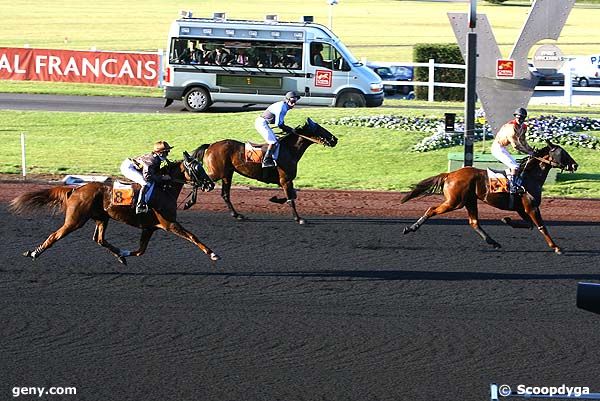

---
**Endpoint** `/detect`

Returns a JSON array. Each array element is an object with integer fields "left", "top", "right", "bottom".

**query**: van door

[{"left": 304, "top": 41, "right": 351, "bottom": 105}]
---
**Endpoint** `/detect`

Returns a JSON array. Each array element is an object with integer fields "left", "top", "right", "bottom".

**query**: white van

[{"left": 163, "top": 13, "right": 384, "bottom": 111}]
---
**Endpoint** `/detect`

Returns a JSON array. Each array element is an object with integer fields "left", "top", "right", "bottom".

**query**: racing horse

[
  {"left": 191, "top": 118, "right": 338, "bottom": 224},
  {"left": 9, "top": 152, "right": 220, "bottom": 264},
  {"left": 401, "top": 141, "right": 578, "bottom": 254}
]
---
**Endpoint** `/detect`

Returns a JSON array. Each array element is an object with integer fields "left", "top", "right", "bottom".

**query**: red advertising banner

[{"left": 0, "top": 47, "right": 160, "bottom": 87}]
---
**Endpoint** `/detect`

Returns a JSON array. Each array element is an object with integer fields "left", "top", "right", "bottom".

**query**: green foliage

[{"left": 413, "top": 44, "right": 465, "bottom": 102}]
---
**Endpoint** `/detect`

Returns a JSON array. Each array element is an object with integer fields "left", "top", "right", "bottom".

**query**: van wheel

[
  {"left": 336, "top": 92, "right": 366, "bottom": 108},
  {"left": 579, "top": 78, "right": 589, "bottom": 87},
  {"left": 184, "top": 87, "right": 211, "bottom": 112}
]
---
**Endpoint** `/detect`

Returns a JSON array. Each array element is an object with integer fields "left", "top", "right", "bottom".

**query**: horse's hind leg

[
  {"left": 221, "top": 172, "right": 245, "bottom": 220},
  {"left": 129, "top": 228, "right": 156, "bottom": 257},
  {"left": 403, "top": 201, "right": 457, "bottom": 234},
  {"left": 24, "top": 216, "right": 86, "bottom": 260},
  {"left": 164, "top": 222, "right": 220, "bottom": 261},
  {"left": 92, "top": 220, "right": 129, "bottom": 265},
  {"left": 465, "top": 201, "right": 501, "bottom": 249}
]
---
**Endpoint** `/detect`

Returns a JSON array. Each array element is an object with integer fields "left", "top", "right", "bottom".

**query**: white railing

[{"left": 371, "top": 58, "right": 600, "bottom": 104}]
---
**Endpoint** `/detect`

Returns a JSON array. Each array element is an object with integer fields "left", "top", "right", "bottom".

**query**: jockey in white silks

[{"left": 254, "top": 91, "right": 300, "bottom": 168}]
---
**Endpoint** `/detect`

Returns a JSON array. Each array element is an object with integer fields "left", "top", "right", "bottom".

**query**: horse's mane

[{"left": 519, "top": 145, "right": 551, "bottom": 171}]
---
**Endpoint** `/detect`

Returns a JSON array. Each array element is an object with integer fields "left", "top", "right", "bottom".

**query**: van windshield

[{"left": 334, "top": 41, "right": 360, "bottom": 65}]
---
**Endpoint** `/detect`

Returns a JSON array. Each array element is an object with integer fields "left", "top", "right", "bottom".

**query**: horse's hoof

[
  {"left": 403, "top": 227, "right": 412, "bottom": 235},
  {"left": 234, "top": 214, "right": 246, "bottom": 221},
  {"left": 501, "top": 217, "right": 511, "bottom": 225},
  {"left": 117, "top": 256, "right": 128, "bottom": 265},
  {"left": 554, "top": 247, "right": 563, "bottom": 255},
  {"left": 23, "top": 250, "right": 35, "bottom": 259},
  {"left": 210, "top": 252, "right": 221, "bottom": 261},
  {"left": 493, "top": 243, "right": 502, "bottom": 249},
  {"left": 297, "top": 218, "right": 306, "bottom": 225}
]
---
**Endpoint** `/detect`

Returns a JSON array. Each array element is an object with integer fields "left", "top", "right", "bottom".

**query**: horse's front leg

[
  {"left": 280, "top": 180, "right": 304, "bottom": 224},
  {"left": 164, "top": 221, "right": 220, "bottom": 261},
  {"left": 221, "top": 173, "right": 245, "bottom": 220},
  {"left": 524, "top": 205, "right": 562, "bottom": 254}
]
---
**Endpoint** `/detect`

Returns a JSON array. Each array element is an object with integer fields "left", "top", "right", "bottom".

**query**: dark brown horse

[
  {"left": 191, "top": 118, "right": 338, "bottom": 224},
  {"left": 401, "top": 141, "right": 578, "bottom": 254},
  {"left": 9, "top": 152, "right": 220, "bottom": 264}
]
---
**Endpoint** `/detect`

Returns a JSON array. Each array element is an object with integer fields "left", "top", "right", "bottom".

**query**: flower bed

[{"left": 326, "top": 114, "right": 600, "bottom": 152}]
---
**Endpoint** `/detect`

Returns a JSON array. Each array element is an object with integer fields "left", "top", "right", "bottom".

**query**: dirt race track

[{"left": 1, "top": 179, "right": 600, "bottom": 401}]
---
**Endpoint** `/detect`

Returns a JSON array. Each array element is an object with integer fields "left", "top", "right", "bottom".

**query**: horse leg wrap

[{"left": 537, "top": 225, "right": 545, "bottom": 231}]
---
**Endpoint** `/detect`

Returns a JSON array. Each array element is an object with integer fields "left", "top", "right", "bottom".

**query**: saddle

[
  {"left": 486, "top": 169, "right": 510, "bottom": 194},
  {"left": 244, "top": 142, "right": 268, "bottom": 164},
  {"left": 110, "top": 181, "right": 137, "bottom": 207}
]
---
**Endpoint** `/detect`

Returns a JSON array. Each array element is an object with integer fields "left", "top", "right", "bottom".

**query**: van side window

[
  {"left": 169, "top": 38, "right": 302, "bottom": 70},
  {"left": 309, "top": 42, "right": 350, "bottom": 72}
]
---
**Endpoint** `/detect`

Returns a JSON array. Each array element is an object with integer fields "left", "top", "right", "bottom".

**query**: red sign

[
  {"left": 496, "top": 59, "right": 515, "bottom": 79},
  {"left": 0, "top": 47, "right": 160, "bottom": 87},
  {"left": 315, "top": 69, "right": 332, "bottom": 87}
]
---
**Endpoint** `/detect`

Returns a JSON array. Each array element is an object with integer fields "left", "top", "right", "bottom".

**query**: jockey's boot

[
  {"left": 262, "top": 146, "right": 277, "bottom": 168},
  {"left": 508, "top": 174, "right": 525, "bottom": 195},
  {"left": 136, "top": 185, "right": 149, "bottom": 214}
]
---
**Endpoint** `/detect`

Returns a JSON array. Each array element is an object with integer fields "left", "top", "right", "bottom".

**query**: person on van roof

[
  {"left": 491, "top": 107, "right": 535, "bottom": 194},
  {"left": 254, "top": 91, "right": 300, "bottom": 168}
]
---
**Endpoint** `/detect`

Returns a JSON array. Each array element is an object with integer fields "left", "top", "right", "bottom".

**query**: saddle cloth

[
  {"left": 245, "top": 142, "right": 266, "bottom": 164},
  {"left": 111, "top": 181, "right": 135, "bottom": 206},
  {"left": 486, "top": 169, "right": 509, "bottom": 193}
]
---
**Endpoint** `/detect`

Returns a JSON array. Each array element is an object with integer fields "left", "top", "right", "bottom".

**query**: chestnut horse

[
  {"left": 9, "top": 152, "right": 220, "bottom": 264},
  {"left": 401, "top": 141, "right": 578, "bottom": 254},
  {"left": 191, "top": 118, "right": 338, "bottom": 224}
]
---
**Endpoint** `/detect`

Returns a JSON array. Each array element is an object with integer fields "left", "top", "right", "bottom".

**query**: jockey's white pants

[
  {"left": 120, "top": 159, "right": 154, "bottom": 202},
  {"left": 491, "top": 142, "right": 519, "bottom": 171},
  {"left": 254, "top": 117, "right": 280, "bottom": 159}
]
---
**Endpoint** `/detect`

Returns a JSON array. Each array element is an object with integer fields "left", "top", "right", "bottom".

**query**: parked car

[
  {"left": 528, "top": 63, "right": 564, "bottom": 86},
  {"left": 367, "top": 63, "right": 414, "bottom": 96},
  {"left": 573, "top": 64, "right": 600, "bottom": 87}
]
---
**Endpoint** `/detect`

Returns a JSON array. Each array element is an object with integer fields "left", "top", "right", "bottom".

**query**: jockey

[
  {"left": 254, "top": 91, "right": 300, "bottom": 168},
  {"left": 491, "top": 107, "right": 535, "bottom": 193},
  {"left": 120, "top": 141, "right": 174, "bottom": 214}
]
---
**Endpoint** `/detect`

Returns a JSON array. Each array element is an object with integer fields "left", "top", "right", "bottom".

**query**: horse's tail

[
  {"left": 400, "top": 173, "right": 448, "bottom": 203},
  {"left": 191, "top": 144, "right": 210, "bottom": 163},
  {"left": 8, "top": 186, "right": 74, "bottom": 215}
]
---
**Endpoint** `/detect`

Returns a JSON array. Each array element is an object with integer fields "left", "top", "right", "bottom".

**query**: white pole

[
  {"left": 328, "top": 5, "right": 333, "bottom": 29},
  {"left": 428, "top": 58, "right": 435, "bottom": 102},
  {"left": 21, "top": 133, "right": 27, "bottom": 179},
  {"left": 564, "top": 59, "right": 573, "bottom": 107}
]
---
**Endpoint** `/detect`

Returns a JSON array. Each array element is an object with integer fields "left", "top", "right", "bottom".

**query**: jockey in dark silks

[{"left": 120, "top": 141, "right": 173, "bottom": 214}]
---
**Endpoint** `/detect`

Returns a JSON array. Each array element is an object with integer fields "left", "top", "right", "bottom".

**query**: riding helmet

[
  {"left": 513, "top": 107, "right": 528, "bottom": 117},
  {"left": 153, "top": 141, "right": 174, "bottom": 153},
  {"left": 285, "top": 91, "right": 301, "bottom": 101}
]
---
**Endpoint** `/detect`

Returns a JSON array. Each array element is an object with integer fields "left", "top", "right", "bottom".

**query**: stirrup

[
  {"left": 136, "top": 204, "right": 149, "bottom": 214},
  {"left": 262, "top": 157, "right": 276, "bottom": 168}
]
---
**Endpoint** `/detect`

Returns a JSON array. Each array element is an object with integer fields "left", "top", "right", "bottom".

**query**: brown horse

[
  {"left": 191, "top": 118, "right": 338, "bottom": 224},
  {"left": 9, "top": 152, "right": 220, "bottom": 264},
  {"left": 401, "top": 141, "right": 578, "bottom": 254}
]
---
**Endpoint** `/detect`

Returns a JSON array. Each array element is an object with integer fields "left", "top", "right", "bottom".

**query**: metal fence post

[{"left": 428, "top": 58, "right": 435, "bottom": 102}]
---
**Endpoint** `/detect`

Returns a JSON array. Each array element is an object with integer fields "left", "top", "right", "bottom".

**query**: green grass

[
  {"left": 1, "top": 0, "right": 599, "bottom": 62},
  {"left": 2, "top": 106, "right": 599, "bottom": 198}
]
